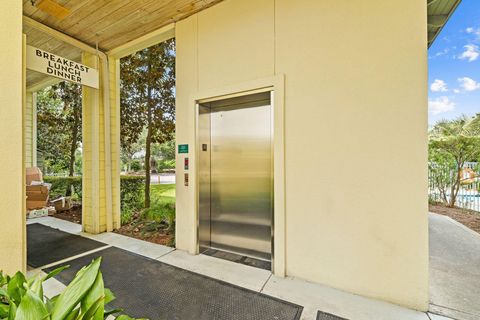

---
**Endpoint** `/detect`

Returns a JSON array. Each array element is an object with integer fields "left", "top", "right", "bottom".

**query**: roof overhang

[
  {"left": 23, "top": 0, "right": 461, "bottom": 90},
  {"left": 428, "top": 0, "right": 462, "bottom": 47},
  {"left": 23, "top": 0, "right": 223, "bottom": 89}
]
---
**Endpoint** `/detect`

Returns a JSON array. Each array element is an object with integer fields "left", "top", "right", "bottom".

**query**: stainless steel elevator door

[{"left": 198, "top": 92, "right": 273, "bottom": 261}]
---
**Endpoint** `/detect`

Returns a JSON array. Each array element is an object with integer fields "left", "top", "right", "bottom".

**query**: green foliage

[
  {"left": 130, "top": 160, "right": 143, "bottom": 172},
  {"left": 156, "top": 159, "right": 175, "bottom": 171},
  {"left": 120, "top": 176, "right": 146, "bottom": 224},
  {"left": 44, "top": 176, "right": 82, "bottom": 200},
  {"left": 37, "top": 82, "right": 82, "bottom": 176},
  {"left": 120, "top": 40, "right": 176, "bottom": 154},
  {"left": 152, "top": 139, "right": 175, "bottom": 162},
  {"left": 123, "top": 184, "right": 175, "bottom": 246},
  {"left": 120, "top": 39, "right": 176, "bottom": 208},
  {"left": 142, "top": 184, "right": 175, "bottom": 235},
  {"left": 429, "top": 114, "right": 480, "bottom": 206},
  {"left": 0, "top": 259, "right": 142, "bottom": 320},
  {"left": 43, "top": 176, "right": 145, "bottom": 218},
  {"left": 121, "top": 137, "right": 175, "bottom": 174}
]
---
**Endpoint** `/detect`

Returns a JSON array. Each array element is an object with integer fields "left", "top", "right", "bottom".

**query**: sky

[{"left": 429, "top": 0, "right": 480, "bottom": 125}]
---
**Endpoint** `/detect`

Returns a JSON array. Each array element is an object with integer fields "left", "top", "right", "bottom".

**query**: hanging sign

[{"left": 26, "top": 45, "right": 99, "bottom": 89}]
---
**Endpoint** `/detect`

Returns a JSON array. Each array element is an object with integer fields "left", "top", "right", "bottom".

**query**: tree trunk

[
  {"left": 67, "top": 105, "right": 80, "bottom": 197},
  {"left": 145, "top": 122, "right": 152, "bottom": 208},
  {"left": 144, "top": 73, "right": 153, "bottom": 208},
  {"left": 68, "top": 114, "right": 79, "bottom": 177}
]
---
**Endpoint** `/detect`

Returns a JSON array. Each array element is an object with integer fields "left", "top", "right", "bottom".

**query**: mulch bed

[
  {"left": 51, "top": 203, "right": 82, "bottom": 224},
  {"left": 114, "top": 225, "right": 174, "bottom": 247},
  {"left": 114, "top": 210, "right": 174, "bottom": 246},
  {"left": 430, "top": 203, "right": 480, "bottom": 234},
  {"left": 49, "top": 204, "right": 174, "bottom": 246}
]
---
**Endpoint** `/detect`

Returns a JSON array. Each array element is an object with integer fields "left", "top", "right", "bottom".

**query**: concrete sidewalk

[{"left": 429, "top": 213, "right": 480, "bottom": 320}]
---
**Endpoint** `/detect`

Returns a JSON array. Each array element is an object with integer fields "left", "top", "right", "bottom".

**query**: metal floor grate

[
  {"left": 27, "top": 223, "right": 106, "bottom": 268},
  {"left": 46, "top": 247, "right": 303, "bottom": 320}
]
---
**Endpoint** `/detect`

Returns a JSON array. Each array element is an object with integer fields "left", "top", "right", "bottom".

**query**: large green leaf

[
  {"left": 44, "top": 266, "right": 70, "bottom": 282},
  {"left": 29, "top": 277, "right": 44, "bottom": 301},
  {"left": 79, "top": 296, "right": 103, "bottom": 320},
  {"left": 0, "top": 303, "right": 9, "bottom": 318},
  {"left": 62, "top": 307, "right": 80, "bottom": 320},
  {"left": 15, "top": 288, "right": 49, "bottom": 320},
  {"left": 6, "top": 272, "right": 26, "bottom": 305},
  {"left": 0, "top": 288, "right": 8, "bottom": 299},
  {"left": 45, "top": 295, "right": 59, "bottom": 313},
  {"left": 50, "top": 258, "right": 101, "bottom": 320},
  {"left": 0, "top": 272, "right": 6, "bottom": 287},
  {"left": 103, "top": 308, "right": 123, "bottom": 317},
  {"left": 7, "top": 301, "right": 15, "bottom": 320},
  {"left": 80, "top": 271, "right": 104, "bottom": 320},
  {"left": 103, "top": 288, "right": 114, "bottom": 305}
]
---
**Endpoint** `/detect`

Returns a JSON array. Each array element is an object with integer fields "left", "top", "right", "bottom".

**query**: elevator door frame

[
  {"left": 198, "top": 92, "right": 274, "bottom": 263},
  {"left": 194, "top": 76, "right": 285, "bottom": 276}
]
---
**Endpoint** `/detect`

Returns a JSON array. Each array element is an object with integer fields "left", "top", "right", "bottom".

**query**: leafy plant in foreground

[{"left": 0, "top": 258, "right": 143, "bottom": 320}]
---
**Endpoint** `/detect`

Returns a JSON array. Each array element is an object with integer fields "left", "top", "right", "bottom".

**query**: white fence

[{"left": 428, "top": 162, "right": 480, "bottom": 212}]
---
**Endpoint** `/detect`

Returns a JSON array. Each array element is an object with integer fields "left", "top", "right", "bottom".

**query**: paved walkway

[
  {"left": 429, "top": 213, "right": 480, "bottom": 320},
  {"left": 27, "top": 217, "right": 441, "bottom": 320},
  {"left": 150, "top": 173, "right": 175, "bottom": 184}
]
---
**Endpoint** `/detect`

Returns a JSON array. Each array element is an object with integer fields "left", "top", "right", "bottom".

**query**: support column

[
  {"left": 108, "top": 57, "right": 122, "bottom": 230},
  {"left": 82, "top": 52, "right": 105, "bottom": 233},
  {"left": 82, "top": 52, "right": 120, "bottom": 234},
  {"left": 0, "top": 2, "right": 26, "bottom": 274},
  {"left": 24, "top": 91, "right": 37, "bottom": 168}
]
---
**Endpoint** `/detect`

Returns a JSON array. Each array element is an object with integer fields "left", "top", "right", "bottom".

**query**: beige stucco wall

[
  {"left": 0, "top": 3, "right": 26, "bottom": 274},
  {"left": 175, "top": 0, "right": 428, "bottom": 310}
]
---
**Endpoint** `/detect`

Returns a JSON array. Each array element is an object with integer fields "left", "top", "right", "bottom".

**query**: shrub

[
  {"left": 43, "top": 175, "right": 145, "bottom": 211},
  {"left": 43, "top": 175, "right": 145, "bottom": 224},
  {"left": 130, "top": 160, "right": 142, "bottom": 172},
  {"left": 157, "top": 159, "right": 175, "bottom": 171},
  {"left": 120, "top": 176, "right": 145, "bottom": 222},
  {"left": 44, "top": 176, "right": 82, "bottom": 200},
  {"left": 0, "top": 258, "right": 140, "bottom": 319}
]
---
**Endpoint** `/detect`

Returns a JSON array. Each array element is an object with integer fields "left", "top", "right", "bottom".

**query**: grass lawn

[
  {"left": 150, "top": 184, "right": 176, "bottom": 204},
  {"left": 144, "top": 184, "right": 176, "bottom": 222}
]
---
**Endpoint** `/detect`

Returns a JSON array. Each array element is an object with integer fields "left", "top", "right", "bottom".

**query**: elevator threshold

[
  {"left": 211, "top": 212, "right": 271, "bottom": 227},
  {"left": 201, "top": 247, "right": 272, "bottom": 271}
]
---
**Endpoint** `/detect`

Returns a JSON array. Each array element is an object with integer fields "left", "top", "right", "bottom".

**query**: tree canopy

[
  {"left": 429, "top": 114, "right": 480, "bottom": 206},
  {"left": 37, "top": 82, "right": 82, "bottom": 176},
  {"left": 120, "top": 39, "right": 176, "bottom": 207}
]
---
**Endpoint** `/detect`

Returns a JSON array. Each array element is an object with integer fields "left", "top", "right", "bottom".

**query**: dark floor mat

[
  {"left": 27, "top": 223, "right": 106, "bottom": 268},
  {"left": 45, "top": 247, "right": 303, "bottom": 320},
  {"left": 317, "top": 311, "right": 348, "bottom": 320}
]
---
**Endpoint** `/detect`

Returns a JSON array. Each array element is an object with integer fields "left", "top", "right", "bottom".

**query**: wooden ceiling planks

[
  {"left": 23, "top": 0, "right": 223, "bottom": 51},
  {"left": 23, "top": 0, "right": 223, "bottom": 89}
]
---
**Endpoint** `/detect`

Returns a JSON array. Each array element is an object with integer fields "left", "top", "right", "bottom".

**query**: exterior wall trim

[{"left": 191, "top": 75, "right": 286, "bottom": 276}]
